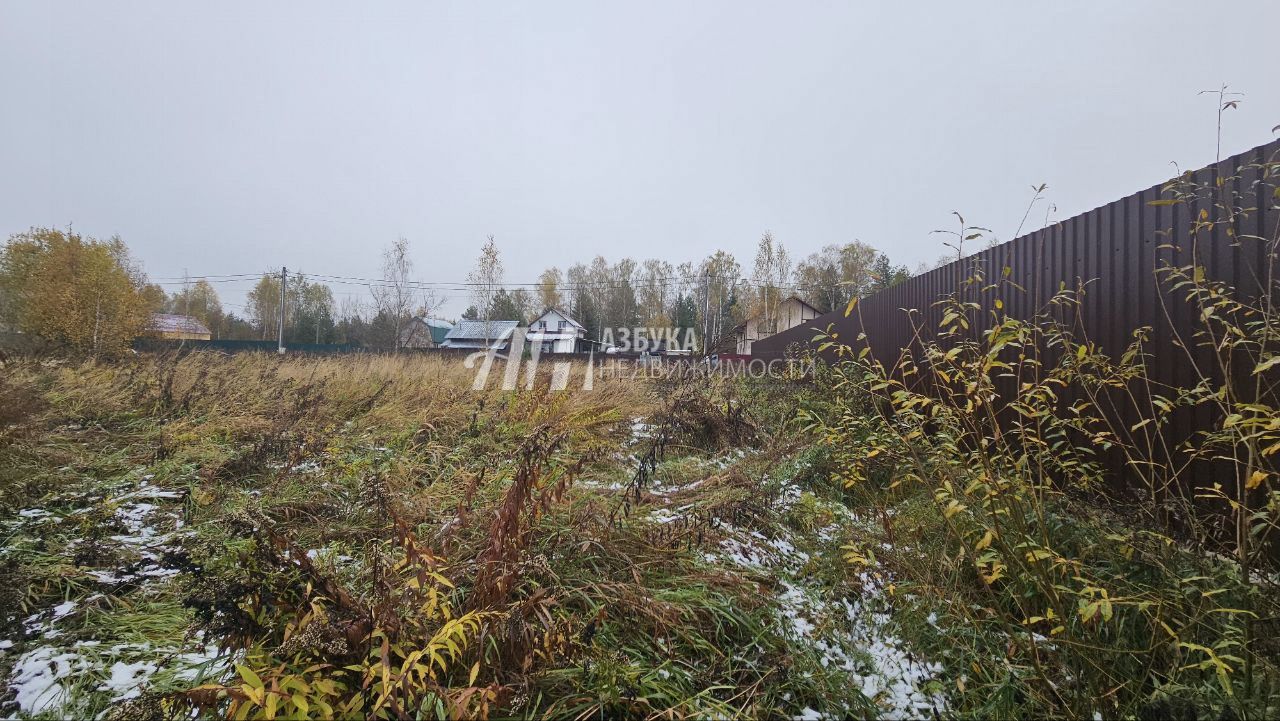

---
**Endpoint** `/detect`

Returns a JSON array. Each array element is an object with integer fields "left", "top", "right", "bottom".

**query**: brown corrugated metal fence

[{"left": 752, "top": 139, "right": 1280, "bottom": 500}]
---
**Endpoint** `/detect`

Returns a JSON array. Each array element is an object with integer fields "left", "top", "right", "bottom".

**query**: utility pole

[
  {"left": 278, "top": 266, "right": 287, "bottom": 354},
  {"left": 714, "top": 280, "right": 723, "bottom": 353},
  {"left": 701, "top": 271, "right": 710, "bottom": 356}
]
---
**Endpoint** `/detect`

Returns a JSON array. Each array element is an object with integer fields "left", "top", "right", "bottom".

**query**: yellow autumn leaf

[
  {"left": 1246, "top": 470, "right": 1267, "bottom": 490},
  {"left": 1025, "top": 548, "right": 1054, "bottom": 563},
  {"left": 236, "top": 664, "right": 264, "bottom": 690},
  {"left": 975, "top": 530, "right": 994, "bottom": 551}
]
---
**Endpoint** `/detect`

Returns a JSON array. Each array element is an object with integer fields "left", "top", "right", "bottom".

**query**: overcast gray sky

[{"left": 2, "top": 2, "right": 1278, "bottom": 318}]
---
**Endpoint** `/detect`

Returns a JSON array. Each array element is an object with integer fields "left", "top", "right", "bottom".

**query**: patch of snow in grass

[
  {"left": 711, "top": 521, "right": 809, "bottom": 572},
  {"left": 304, "top": 547, "right": 357, "bottom": 566},
  {"left": 831, "top": 573, "right": 946, "bottom": 718},
  {"left": 708, "top": 448, "right": 747, "bottom": 470},
  {"left": 9, "top": 645, "right": 88, "bottom": 714},
  {"left": 170, "top": 643, "right": 227, "bottom": 682},
  {"left": 649, "top": 478, "right": 703, "bottom": 496},
  {"left": 290, "top": 460, "right": 322, "bottom": 474},
  {"left": 718, "top": 534, "right": 775, "bottom": 569},
  {"left": 114, "top": 483, "right": 184, "bottom": 501},
  {"left": 99, "top": 661, "right": 157, "bottom": 701},
  {"left": 648, "top": 508, "right": 683, "bottom": 524},
  {"left": 580, "top": 478, "right": 627, "bottom": 491},
  {"left": 706, "top": 511, "right": 946, "bottom": 719},
  {"left": 3, "top": 475, "right": 212, "bottom": 714},
  {"left": 6, "top": 638, "right": 229, "bottom": 715},
  {"left": 765, "top": 536, "right": 810, "bottom": 564},
  {"left": 629, "top": 418, "right": 653, "bottom": 445}
]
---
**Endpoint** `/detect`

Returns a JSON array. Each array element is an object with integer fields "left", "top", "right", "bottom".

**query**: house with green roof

[{"left": 399, "top": 317, "right": 453, "bottom": 349}]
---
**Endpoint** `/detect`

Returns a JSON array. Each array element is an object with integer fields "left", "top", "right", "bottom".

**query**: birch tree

[
  {"left": 793, "top": 241, "right": 882, "bottom": 313},
  {"left": 168, "top": 279, "right": 225, "bottom": 338},
  {"left": 537, "top": 267, "right": 562, "bottom": 310},
  {"left": 751, "top": 232, "right": 792, "bottom": 335},
  {"left": 467, "top": 236, "right": 504, "bottom": 346},
  {"left": 371, "top": 237, "right": 439, "bottom": 352},
  {"left": 637, "top": 259, "right": 675, "bottom": 325},
  {"left": 0, "top": 228, "right": 155, "bottom": 355},
  {"left": 247, "top": 274, "right": 282, "bottom": 340},
  {"left": 698, "top": 251, "right": 742, "bottom": 352}
]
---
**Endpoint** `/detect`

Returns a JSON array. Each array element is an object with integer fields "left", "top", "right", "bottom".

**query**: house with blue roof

[{"left": 439, "top": 319, "right": 521, "bottom": 351}]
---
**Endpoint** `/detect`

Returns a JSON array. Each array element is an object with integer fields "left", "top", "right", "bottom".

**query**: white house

[
  {"left": 733, "top": 296, "right": 821, "bottom": 355},
  {"left": 526, "top": 308, "right": 586, "bottom": 354}
]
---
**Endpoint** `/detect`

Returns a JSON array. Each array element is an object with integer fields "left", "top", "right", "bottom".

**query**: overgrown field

[{"left": 1, "top": 352, "right": 1276, "bottom": 719}]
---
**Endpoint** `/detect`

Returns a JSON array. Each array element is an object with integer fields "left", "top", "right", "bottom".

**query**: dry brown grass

[
  {"left": 17, "top": 350, "right": 654, "bottom": 443},
  {"left": 2, "top": 349, "right": 827, "bottom": 720}
]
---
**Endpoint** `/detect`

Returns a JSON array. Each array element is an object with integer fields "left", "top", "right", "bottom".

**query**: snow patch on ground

[
  {"left": 629, "top": 418, "right": 653, "bottom": 445},
  {"left": 648, "top": 507, "right": 684, "bottom": 524},
  {"left": 703, "top": 485, "right": 947, "bottom": 719},
  {"left": 580, "top": 477, "right": 628, "bottom": 491},
  {"left": 787, "top": 573, "right": 946, "bottom": 718},
  {"left": 9, "top": 645, "right": 86, "bottom": 714},
  {"left": 100, "top": 660, "right": 158, "bottom": 700},
  {"left": 608, "top": 437, "right": 948, "bottom": 719},
  {"left": 290, "top": 460, "right": 323, "bottom": 474},
  {"left": 648, "top": 477, "right": 703, "bottom": 496},
  {"left": 2, "top": 473, "right": 222, "bottom": 716},
  {"left": 8, "top": 640, "right": 227, "bottom": 715}
]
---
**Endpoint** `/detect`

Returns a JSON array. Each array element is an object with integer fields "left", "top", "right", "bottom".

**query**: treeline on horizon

[{"left": 0, "top": 226, "right": 912, "bottom": 355}]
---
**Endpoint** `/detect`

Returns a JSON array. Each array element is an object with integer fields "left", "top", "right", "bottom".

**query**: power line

[
  {"left": 150, "top": 272, "right": 264, "bottom": 281},
  {"left": 152, "top": 276, "right": 268, "bottom": 286},
  {"left": 156, "top": 268, "right": 843, "bottom": 294}
]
